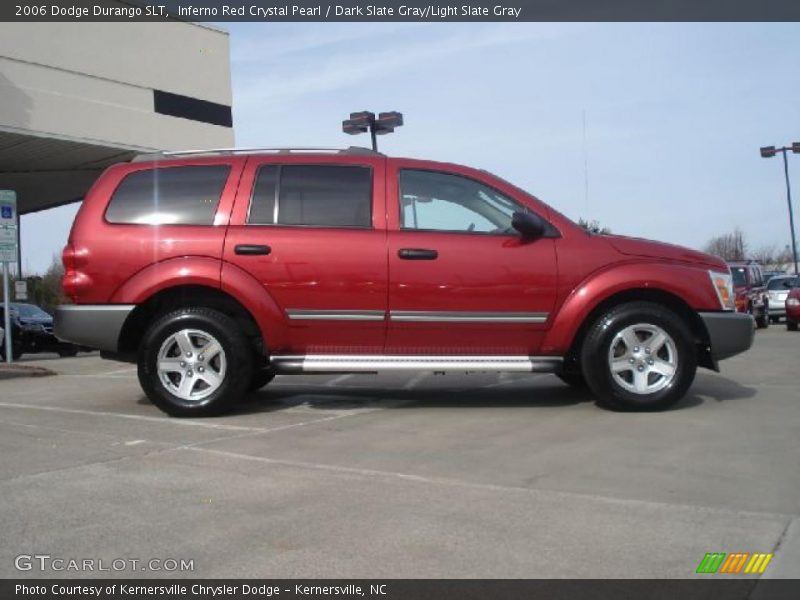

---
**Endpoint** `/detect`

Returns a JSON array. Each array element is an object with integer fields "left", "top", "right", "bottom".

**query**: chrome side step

[{"left": 271, "top": 355, "right": 563, "bottom": 374}]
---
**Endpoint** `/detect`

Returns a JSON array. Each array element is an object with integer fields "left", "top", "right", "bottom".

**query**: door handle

[
  {"left": 398, "top": 248, "right": 438, "bottom": 260},
  {"left": 234, "top": 244, "right": 271, "bottom": 256}
]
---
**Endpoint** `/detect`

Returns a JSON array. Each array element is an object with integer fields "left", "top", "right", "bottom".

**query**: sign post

[{"left": 0, "top": 191, "right": 18, "bottom": 363}]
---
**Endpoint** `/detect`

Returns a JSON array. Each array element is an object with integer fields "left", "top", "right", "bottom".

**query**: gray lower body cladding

[
  {"left": 698, "top": 311, "right": 755, "bottom": 362},
  {"left": 54, "top": 304, "right": 134, "bottom": 352}
]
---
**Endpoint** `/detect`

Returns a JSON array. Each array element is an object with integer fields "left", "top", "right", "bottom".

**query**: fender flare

[
  {"left": 110, "top": 256, "right": 290, "bottom": 351},
  {"left": 540, "top": 261, "right": 720, "bottom": 355}
]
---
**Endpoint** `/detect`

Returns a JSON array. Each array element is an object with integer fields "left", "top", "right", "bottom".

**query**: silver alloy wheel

[
  {"left": 607, "top": 323, "right": 678, "bottom": 395},
  {"left": 157, "top": 329, "right": 226, "bottom": 402}
]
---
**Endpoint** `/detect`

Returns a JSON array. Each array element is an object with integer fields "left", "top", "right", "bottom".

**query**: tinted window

[
  {"left": 105, "top": 165, "right": 230, "bottom": 225},
  {"left": 248, "top": 165, "right": 372, "bottom": 228},
  {"left": 768, "top": 276, "right": 797, "bottom": 290},
  {"left": 13, "top": 304, "right": 50, "bottom": 319},
  {"left": 400, "top": 170, "right": 524, "bottom": 233},
  {"left": 731, "top": 267, "right": 747, "bottom": 287}
]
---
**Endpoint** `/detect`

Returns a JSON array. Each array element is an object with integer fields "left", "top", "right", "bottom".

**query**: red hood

[{"left": 605, "top": 235, "right": 727, "bottom": 270}]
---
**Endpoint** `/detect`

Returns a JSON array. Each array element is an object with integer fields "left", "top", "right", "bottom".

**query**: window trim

[
  {"left": 103, "top": 164, "right": 232, "bottom": 227},
  {"left": 397, "top": 168, "right": 540, "bottom": 237},
  {"left": 246, "top": 163, "right": 375, "bottom": 230}
]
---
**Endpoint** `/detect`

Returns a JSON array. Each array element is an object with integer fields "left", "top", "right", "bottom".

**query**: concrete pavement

[{"left": 0, "top": 328, "right": 798, "bottom": 579}]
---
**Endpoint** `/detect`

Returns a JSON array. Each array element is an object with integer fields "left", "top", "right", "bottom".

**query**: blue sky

[{"left": 21, "top": 22, "right": 800, "bottom": 274}]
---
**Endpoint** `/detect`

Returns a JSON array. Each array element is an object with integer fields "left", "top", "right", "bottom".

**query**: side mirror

[{"left": 512, "top": 211, "right": 548, "bottom": 238}]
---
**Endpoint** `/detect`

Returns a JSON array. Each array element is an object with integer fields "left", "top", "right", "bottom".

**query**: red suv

[
  {"left": 55, "top": 147, "right": 753, "bottom": 416},
  {"left": 728, "top": 260, "right": 769, "bottom": 328}
]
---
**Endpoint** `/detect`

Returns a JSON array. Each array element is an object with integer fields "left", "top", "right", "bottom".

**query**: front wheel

[
  {"left": 58, "top": 345, "right": 79, "bottom": 357},
  {"left": 0, "top": 342, "right": 23, "bottom": 361},
  {"left": 138, "top": 308, "right": 253, "bottom": 417},
  {"left": 581, "top": 302, "right": 697, "bottom": 411},
  {"left": 788, "top": 321, "right": 799, "bottom": 332},
  {"left": 249, "top": 369, "right": 276, "bottom": 391},
  {"left": 755, "top": 303, "right": 769, "bottom": 329}
]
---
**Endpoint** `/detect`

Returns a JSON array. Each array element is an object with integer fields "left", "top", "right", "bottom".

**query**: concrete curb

[{"left": 0, "top": 364, "right": 56, "bottom": 380}]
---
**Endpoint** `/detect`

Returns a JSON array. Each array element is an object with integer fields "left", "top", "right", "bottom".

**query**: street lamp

[
  {"left": 760, "top": 143, "right": 800, "bottom": 275},
  {"left": 342, "top": 111, "right": 403, "bottom": 152}
]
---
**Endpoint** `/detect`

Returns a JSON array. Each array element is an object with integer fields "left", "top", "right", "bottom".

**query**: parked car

[
  {"left": 763, "top": 270, "right": 786, "bottom": 284},
  {"left": 728, "top": 261, "right": 769, "bottom": 328},
  {"left": 0, "top": 302, "right": 79, "bottom": 360},
  {"left": 787, "top": 286, "right": 800, "bottom": 331},
  {"left": 55, "top": 147, "right": 754, "bottom": 416},
  {"left": 766, "top": 275, "right": 798, "bottom": 322}
]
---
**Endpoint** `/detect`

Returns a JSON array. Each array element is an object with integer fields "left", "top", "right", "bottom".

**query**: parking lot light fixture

[
  {"left": 342, "top": 111, "right": 403, "bottom": 152},
  {"left": 760, "top": 143, "right": 799, "bottom": 275}
]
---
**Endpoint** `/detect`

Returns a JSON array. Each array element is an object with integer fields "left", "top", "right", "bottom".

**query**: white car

[{"left": 767, "top": 275, "right": 798, "bottom": 322}]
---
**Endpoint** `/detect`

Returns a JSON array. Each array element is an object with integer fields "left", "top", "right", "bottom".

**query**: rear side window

[
  {"left": 248, "top": 165, "right": 372, "bottom": 228},
  {"left": 105, "top": 165, "right": 230, "bottom": 225},
  {"left": 768, "top": 276, "right": 797, "bottom": 290}
]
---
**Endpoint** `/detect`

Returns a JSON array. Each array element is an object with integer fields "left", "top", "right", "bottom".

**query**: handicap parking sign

[{"left": 1, "top": 206, "right": 11, "bottom": 219}]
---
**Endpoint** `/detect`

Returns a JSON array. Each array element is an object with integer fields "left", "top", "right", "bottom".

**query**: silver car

[{"left": 767, "top": 275, "right": 798, "bottom": 321}]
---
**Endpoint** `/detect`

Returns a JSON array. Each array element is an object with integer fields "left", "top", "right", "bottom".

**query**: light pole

[{"left": 760, "top": 143, "right": 800, "bottom": 275}]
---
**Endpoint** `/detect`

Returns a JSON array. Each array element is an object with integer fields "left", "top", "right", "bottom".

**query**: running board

[{"left": 270, "top": 355, "right": 563, "bottom": 374}]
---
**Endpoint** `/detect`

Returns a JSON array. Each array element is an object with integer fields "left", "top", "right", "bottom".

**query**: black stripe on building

[{"left": 153, "top": 90, "right": 232, "bottom": 127}]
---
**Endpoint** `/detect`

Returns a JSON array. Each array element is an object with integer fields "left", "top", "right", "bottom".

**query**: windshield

[
  {"left": 731, "top": 267, "right": 747, "bottom": 287},
  {"left": 768, "top": 276, "right": 797, "bottom": 291},
  {"left": 12, "top": 304, "right": 51, "bottom": 319}
]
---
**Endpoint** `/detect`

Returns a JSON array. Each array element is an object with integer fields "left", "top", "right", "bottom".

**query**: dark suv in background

[
  {"left": 728, "top": 261, "right": 769, "bottom": 328},
  {"left": 0, "top": 303, "right": 78, "bottom": 360}
]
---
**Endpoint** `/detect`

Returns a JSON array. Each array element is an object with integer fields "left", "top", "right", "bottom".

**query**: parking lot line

[
  {"left": 0, "top": 399, "right": 387, "bottom": 436},
  {"left": 0, "top": 401, "right": 269, "bottom": 432},
  {"left": 180, "top": 445, "right": 793, "bottom": 522}
]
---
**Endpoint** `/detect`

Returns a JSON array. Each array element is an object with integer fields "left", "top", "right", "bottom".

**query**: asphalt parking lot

[{"left": 0, "top": 328, "right": 798, "bottom": 580}]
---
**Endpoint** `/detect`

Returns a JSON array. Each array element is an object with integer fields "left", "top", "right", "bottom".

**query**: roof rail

[{"left": 133, "top": 146, "right": 382, "bottom": 162}]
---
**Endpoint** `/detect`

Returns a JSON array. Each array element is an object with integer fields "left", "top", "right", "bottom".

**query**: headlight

[
  {"left": 709, "top": 270, "right": 735, "bottom": 310},
  {"left": 788, "top": 298, "right": 800, "bottom": 307}
]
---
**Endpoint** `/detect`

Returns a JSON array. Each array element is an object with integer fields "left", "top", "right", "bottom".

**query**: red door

[
  {"left": 224, "top": 154, "right": 388, "bottom": 354},
  {"left": 385, "top": 161, "right": 558, "bottom": 355}
]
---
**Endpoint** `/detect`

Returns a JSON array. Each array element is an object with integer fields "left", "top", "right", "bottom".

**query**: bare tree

[
  {"left": 577, "top": 218, "right": 611, "bottom": 234},
  {"left": 703, "top": 228, "right": 747, "bottom": 261}
]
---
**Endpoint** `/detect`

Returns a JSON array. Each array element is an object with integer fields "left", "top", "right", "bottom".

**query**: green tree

[{"left": 24, "top": 254, "right": 66, "bottom": 313}]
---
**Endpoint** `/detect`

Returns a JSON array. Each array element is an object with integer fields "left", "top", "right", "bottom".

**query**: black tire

[
  {"left": 581, "top": 302, "right": 697, "bottom": 411},
  {"left": 755, "top": 304, "right": 769, "bottom": 329},
  {"left": 58, "top": 345, "right": 79, "bottom": 358},
  {"left": 137, "top": 307, "right": 253, "bottom": 417},
  {"left": 0, "top": 343, "right": 23, "bottom": 361},
  {"left": 788, "top": 321, "right": 799, "bottom": 332},
  {"left": 556, "top": 371, "right": 587, "bottom": 388},
  {"left": 248, "top": 369, "right": 276, "bottom": 391}
]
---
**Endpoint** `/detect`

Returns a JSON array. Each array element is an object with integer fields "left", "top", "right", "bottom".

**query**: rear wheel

[
  {"left": 556, "top": 371, "right": 587, "bottom": 388},
  {"left": 581, "top": 302, "right": 697, "bottom": 411},
  {"left": 138, "top": 308, "right": 253, "bottom": 417}
]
